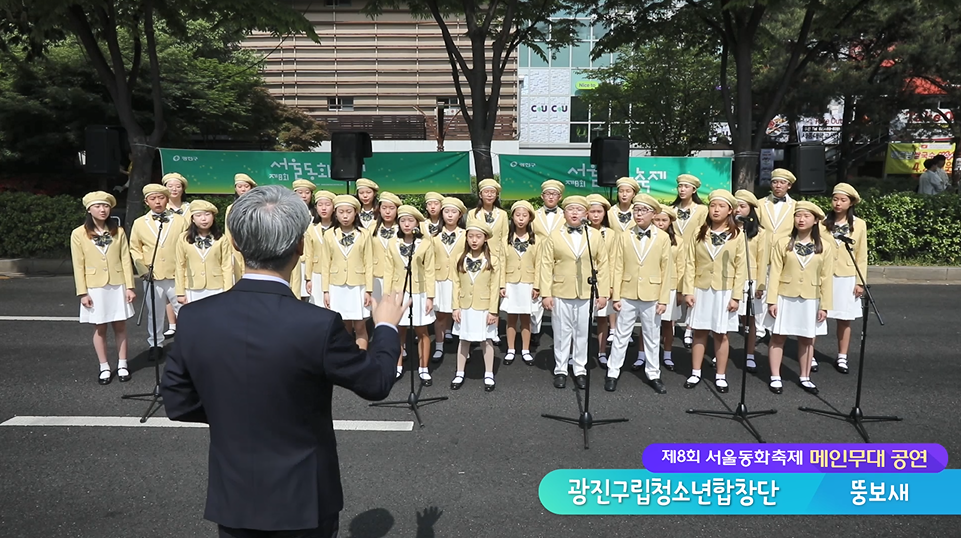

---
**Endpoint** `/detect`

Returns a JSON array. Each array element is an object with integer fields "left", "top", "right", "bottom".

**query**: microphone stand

[
  {"left": 687, "top": 216, "right": 776, "bottom": 442},
  {"left": 543, "top": 221, "right": 627, "bottom": 449},
  {"left": 122, "top": 214, "right": 166, "bottom": 423},
  {"left": 370, "top": 229, "right": 447, "bottom": 427},
  {"left": 799, "top": 238, "right": 900, "bottom": 442}
]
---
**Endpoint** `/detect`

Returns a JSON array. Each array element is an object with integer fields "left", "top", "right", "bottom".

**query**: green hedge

[{"left": 2, "top": 190, "right": 959, "bottom": 265}]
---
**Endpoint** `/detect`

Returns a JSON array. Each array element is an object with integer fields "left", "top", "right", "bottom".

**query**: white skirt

[
  {"left": 299, "top": 261, "right": 309, "bottom": 298},
  {"left": 186, "top": 288, "right": 222, "bottom": 303},
  {"left": 662, "top": 290, "right": 682, "bottom": 322},
  {"left": 827, "top": 275, "right": 862, "bottom": 321},
  {"left": 434, "top": 280, "right": 454, "bottom": 313},
  {"left": 737, "top": 280, "right": 766, "bottom": 318},
  {"left": 764, "top": 296, "right": 827, "bottom": 338},
  {"left": 329, "top": 284, "right": 370, "bottom": 321},
  {"left": 401, "top": 292, "right": 436, "bottom": 327},
  {"left": 453, "top": 308, "right": 498, "bottom": 342},
  {"left": 309, "top": 273, "right": 324, "bottom": 307},
  {"left": 80, "top": 284, "right": 134, "bottom": 325},
  {"left": 689, "top": 287, "right": 739, "bottom": 334},
  {"left": 501, "top": 282, "right": 535, "bottom": 315},
  {"left": 372, "top": 277, "right": 385, "bottom": 302}
]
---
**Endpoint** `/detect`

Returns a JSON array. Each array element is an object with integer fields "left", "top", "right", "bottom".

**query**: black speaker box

[
  {"left": 330, "top": 132, "right": 373, "bottom": 181},
  {"left": 788, "top": 142, "right": 826, "bottom": 193},
  {"left": 84, "top": 125, "right": 124, "bottom": 175},
  {"left": 590, "top": 137, "right": 630, "bottom": 187}
]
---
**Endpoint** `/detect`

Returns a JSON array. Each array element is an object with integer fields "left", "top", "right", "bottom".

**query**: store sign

[{"left": 574, "top": 80, "right": 600, "bottom": 90}]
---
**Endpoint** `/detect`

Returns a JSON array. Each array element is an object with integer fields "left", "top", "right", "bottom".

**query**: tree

[
  {"left": 577, "top": 40, "right": 721, "bottom": 156},
  {"left": 363, "top": 1, "right": 580, "bottom": 180},
  {"left": 590, "top": 0, "right": 881, "bottom": 191},
  {"left": 0, "top": 0, "right": 317, "bottom": 227}
]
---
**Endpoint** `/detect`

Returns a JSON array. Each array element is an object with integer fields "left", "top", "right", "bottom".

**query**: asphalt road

[{"left": 1, "top": 276, "right": 959, "bottom": 537}]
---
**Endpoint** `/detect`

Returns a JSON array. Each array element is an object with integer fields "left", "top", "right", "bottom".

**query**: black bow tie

[
  {"left": 399, "top": 241, "right": 415, "bottom": 258},
  {"left": 339, "top": 231, "right": 355, "bottom": 247},
  {"left": 677, "top": 209, "right": 691, "bottom": 220},
  {"left": 195, "top": 236, "right": 213, "bottom": 250},
  {"left": 441, "top": 231, "right": 458, "bottom": 246},
  {"left": 710, "top": 231, "right": 728, "bottom": 246},
  {"left": 360, "top": 210, "right": 375, "bottom": 221},
  {"left": 428, "top": 222, "right": 440, "bottom": 235},
  {"left": 169, "top": 207, "right": 184, "bottom": 215},
  {"left": 484, "top": 211, "right": 495, "bottom": 224},
  {"left": 794, "top": 242, "right": 815, "bottom": 256},
  {"left": 512, "top": 238, "right": 530, "bottom": 253},
  {"left": 834, "top": 223, "right": 850, "bottom": 236},
  {"left": 618, "top": 211, "right": 632, "bottom": 224},
  {"left": 92, "top": 232, "right": 113, "bottom": 248},
  {"left": 544, "top": 207, "right": 558, "bottom": 214},
  {"left": 151, "top": 213, "right": 169, "bottom": 223},
  {"left": 378, "top": 226, "right": 394, "bottom": 239},
  {"left": 465, "top": 258, "right": 483, "bottom": 272},
  {"left": 772, "top": 196, "right": 787, "bottom": 204},
  {"left": 567, "top": 226, "right": 583, "bottom": 234},
  {"left": 635, "top": 228, "right": 651, "bottom": 240}
]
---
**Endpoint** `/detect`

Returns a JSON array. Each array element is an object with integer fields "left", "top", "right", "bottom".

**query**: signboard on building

[{"left": 884, "top": 142, "right": 955, "bottom": 175}]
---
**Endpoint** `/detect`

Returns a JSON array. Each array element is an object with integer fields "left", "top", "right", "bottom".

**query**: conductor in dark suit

[{"left": 160, "top": 185, "right": 406, "bottom": 538}]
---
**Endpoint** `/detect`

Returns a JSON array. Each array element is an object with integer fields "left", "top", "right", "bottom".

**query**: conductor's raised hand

[{"left": 372, "top": 291, "right": 411, "bottom": 327}]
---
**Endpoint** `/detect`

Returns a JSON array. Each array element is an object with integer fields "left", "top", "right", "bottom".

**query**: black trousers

[{"left": 218, "top": 515, "right": 339, "bottom": 538}]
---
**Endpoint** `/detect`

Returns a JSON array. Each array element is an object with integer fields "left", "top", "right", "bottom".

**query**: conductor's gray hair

[{"left": 227, "top": 185, "right": 310, "bottom": 272}]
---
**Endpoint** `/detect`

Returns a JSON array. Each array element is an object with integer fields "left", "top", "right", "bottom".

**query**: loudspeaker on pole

[
  {"left": 84, "top": 125, "right": 126, "bottom": 175},
  {"left": 330, "top": 132, "right": 373, "bottom": 181},
  {"left": 590, "top": 137, "right": 630, "bottom": 187}
]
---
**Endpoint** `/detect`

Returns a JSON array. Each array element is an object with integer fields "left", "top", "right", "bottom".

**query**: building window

[
  {"left": 327, "top": 97, "right": 354, "bottom": 112},
  {"left": 436, "top": 97, "right": 460, "bottom": 107}
]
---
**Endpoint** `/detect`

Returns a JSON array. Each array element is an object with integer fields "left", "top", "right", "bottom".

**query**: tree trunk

[
  {"left": 836, "top": 94, "right": 855, "bottom": 186},
  {"left": 732, "top": 36, "right": 757, "bottom": 192},
  {"left": 733, "top": 152, "right": 759, "bottom": 193},
  {"left": 472, "top": 139, "right": 495, "bottom": 180},
  {"left": 124, "top": 139, "right": 154, "bottom": 230}
]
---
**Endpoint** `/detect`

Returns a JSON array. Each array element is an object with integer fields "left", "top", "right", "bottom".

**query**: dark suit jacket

[{"left": 160, "top": 277, "right": 400, "bottom": 531}]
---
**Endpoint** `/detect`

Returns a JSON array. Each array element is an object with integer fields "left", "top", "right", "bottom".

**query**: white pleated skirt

[
  {"left": 764, "top": 295, "right": 827, "bottom": 338},
  {"left": 329, "top": 284, "right": 370, "bottom": 321},
  {"left": 80, "top": 284, "right": 134, "bottom": 325},
  {"left": 434, "top": 280, "right": 453, "bottom": 313},
  {"left": 689, "top": 287, "right": 739, "bottom": 334},
  {"left": 662, "top": 290, "right": 682, "bottom": 322},
  {"left": 309, "top": 273, "right": 324, "bottom": 307},
  {"left": 372, "top": 277, "right": 385, "bottom": 302},
  {"left": 501, "top": 282, "right": 535, "bottom": 315},
  {"left": 737, "top": 280, "right": 766, "bottom": 318},
  {"left": 401, "top": 292, "right": 436, "bottom": 327},
  {"left": 827, "top": 275, "right": 862, "bottom": 320},
  {"left": 453, "top": 308, "right": 498, "bottom": 342},
  {"left": 186, "top": 288, "right": 222, "bottom": 303}
]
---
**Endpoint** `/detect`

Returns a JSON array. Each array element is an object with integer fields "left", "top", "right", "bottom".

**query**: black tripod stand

[
  {"left": 122, "top": 215, "right": 166, "bottom": 423},
  {"left": 370, "top": 229, "right": 447, "bottom": 427},
  {"left": 799, "top": 237, "right": 899, "bottom": 442},
  {"left": 543, "top": 220, "right": 627, "bottom": 449},
  {"left": 687, "top": 217, "right": 776, "bottom": 442}
]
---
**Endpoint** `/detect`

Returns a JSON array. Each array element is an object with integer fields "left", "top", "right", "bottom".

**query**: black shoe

[
  {"left": 553, "top": 374, "right": 567, "bottom": 389},
  {"left": 450, "top": 376, "right": 464, "bottom": 390},
  {"left": 683, "top": 375, "right": 700, "bottom": 389},
  {"left": 745, "top": 360, "right": 757, "bottom": 374},
  {"left": 604, "top": 377, "right": 617, "bottom": 392},
  {"left": 598, "top": 356, "right": 608, "bottom": 369},
  {"left": 769, "top": 382, "right": 783, "bottom": 395},
  {"left": 117, "top": 366, "right": 131, "bottom": 383},
  {"left": 800, "top": 381, "right": 819, "bottom": 394},
  {"left": 484, "top": 377, "right": 495, "bottom": 392},
  {"left": 503, "top": 352, "right": 515, "bottom": 365},
  {"left": 835, "top": 358, "right": 849, "bottom": 374},
  {"left": 98, "top": 370, "right": 112, "bottom": 386},
  {"left": 715, "top": 380, "right": 729, "bottom": 393},
  {"left": 575, "top": 375, "right": 587, "bottom": 390},
  {"left": 522, "top": 353, "right": 534, "bottom": 366},
  {"left": 663, "top": 360, "right": 675, "bottom": 372},
  {"left": 649, "top": 378, "right": 667, "bottom": 394},
  {"left": 431, "top": 348, "right": 444, "bottom": 363},
  {"left": 811, "top": 360, "right": 819, "bottom": 373},
  {"left": 630, "top": 360, "right": 644, "bottom": 372},
  {"left": 420, "top": 374, "right": 433, "bottom": 387}
]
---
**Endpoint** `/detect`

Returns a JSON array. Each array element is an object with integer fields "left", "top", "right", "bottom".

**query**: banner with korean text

[
  {"left": 158, "top": 149, "right": 472, "bottom": 195},
  {"left": 497, "top": 154, "right": 732, "bottom": 202},
  {"left": 884, "top": 142, "right": 955, "bottom": 175}
]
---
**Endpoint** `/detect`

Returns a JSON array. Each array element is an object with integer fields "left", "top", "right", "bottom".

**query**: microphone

[
  {"left": 735, "top": 214, "right": 755, "bottom": 223},
  {"left": 396, "top": 227, "right": 423, "bottom": 239},
  {"left": 834, "top": 233, "right": 855, "bottom": 245},
  {"left": 580, "top": 218, "right": 591, "bottom": 227}
]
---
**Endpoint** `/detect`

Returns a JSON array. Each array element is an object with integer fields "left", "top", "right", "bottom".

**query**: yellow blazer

[
  {"left": 303, "top": 223, "right": 330, "bottom": 277},
  {"left": 451, "top": 254, "right": 502, "bottom": 314},
  {"left": 744, "top": 228, "right": 771, "bottom": 292},
  {"left": 432, "top": 227, "right": 467, "bottom": 281},
  {"left": 757, "top": 195, "right": 797, "bottom": 242},
  {"left": 70, "top": 226, "right": 135, "bottom": 296},
  {"left": 539, "top": 226, "right": 610, "bottom": 300},
  {"left": 467, "top": 207, "right": 509, "bottom": 257},
  {"left": 129, "top": 212, "right": 188, "bottom": 280},
  {"left": 387, "top": 236, "right": 436, "bottom": 296},
  {"left": 175, "top": 233, "right": 233, "bottom": 296},
  {"left": 501, "top": 234, "right": 540, "bottom": 286},
  {"left": 668, "top": 238, "right": 686, "bottom": 292},
  {"left": 608, "top": 205, "right": 637, "bottom": 233},
  {"left": 672, "top": 203, "right": 708, "bottom": 244},
  {"left": 531, "top": 206, "right": 565, "bottom": 242},
  {"left": 681, "top": 230, "right": 747, "bottom": 296},
  {"left": 321, "top": 227, "right": 374, "bottom": 292},
  {"left": 766, "top": 236, "right": 834, "bottom": 311},
  {"left": 369, "top": 223, "right": 398, "bottom": 279},
  {"left": 611, "top": 226, "right": 672, "bottom": 304},
  {"left": 224, "top": 203, "right": 244, "bottom": 283},
  {"left": 825, "top": 217, "right": 868, "bottom": 279},
  {"left": 419, "top": 219, "right": 443, "bottom": 238}
]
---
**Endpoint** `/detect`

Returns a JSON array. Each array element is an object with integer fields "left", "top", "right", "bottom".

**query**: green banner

[
  {"left": 498, "top": 154, "right": 732, "bottom": 202},
  {"left": 158, "top": 149, "right": 472, "bottom": 195}
]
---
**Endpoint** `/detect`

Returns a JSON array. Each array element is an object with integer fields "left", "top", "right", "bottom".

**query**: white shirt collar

[{"left": 242, "top": 273, "right": 291, "bottom": 287}]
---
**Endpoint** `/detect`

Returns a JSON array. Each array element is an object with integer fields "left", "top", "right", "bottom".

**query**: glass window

[
  {"left": 552, "top": 45, "right": 571, "bottom": 68},
  {"left": 571, "top": 42, "right": 592, "bottom": 68},
  {"left": 576, "top": 20, "right": 591, "bottom": 41},
  {"left": 571, "top": 96, "right": 589, "bottom": 122},
  {"left": 591, "top": 102, "right": 609, "bottom": 123},
  {"left": 570, "top": 124, "right": 591, "bottom": 143},
  {"left": 610, "top": 124, "right": 629, "bottom": 138},
  {"left": 592, "top": 21, "right": 608, "bottom": 41},
  {"left": 592, "top": 52, "right": 611, "bottom": 68},
  {"left": 530, "top": 43, "right": 549, "bottom": 67},
  {"left": 519, "top": 45, "right": 529, "bottom": 68}
]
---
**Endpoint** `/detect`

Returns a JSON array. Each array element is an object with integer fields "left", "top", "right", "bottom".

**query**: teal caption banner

[{"left": 539, "top": 469, "right": 961, "bottom": 515}]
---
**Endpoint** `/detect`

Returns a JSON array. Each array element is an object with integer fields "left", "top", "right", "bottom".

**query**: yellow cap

[
  {"left": 540, "top": 179, "right": 565, "bottom": 194},
  {"left": 161, "top": 173, "right": 187, "bottom": 189},
  {"left": 313, "top": 190, "right": 336, "bottom": 203},
  {"left": 832, "top": 183, "right": 861, "bottom": 204},
  {"left": 82, "top": 191, "right": 117, "bottom": 209},
  {"left": 441, "top": 197, "right": 467, "bottom": 214},
  {"left": 142, "top": 184, "right": 170, "bottom": 199},
  {"left": 333, "top": 195, "right": 361, "bottom": 210},
  {"left": 292, "top": 179, "right": 316, "bottom": 192},
  {"left": 677, "top": 174, "right": 702, "bottom": 188},
  {"left": 794, "top": 200, "right": 825, "bottom": 220},
  {"left": 658, "top": 206, "right": 677, "bottom": 221},
  {"left": 478, "top": 178, "right": 501, "bottom": 194},
  {"left": 561, "top": 195, "right": 589, "bottom": 209},
  {"left": 378, "top": 191, "right": 402, "bottom": 207},
  {"left": 771, "top": 168, "right": 797, "bottom": 184},
  {"left": 734, "top": 189, "right": 760, "bottom": 208},
  {"left": 424, "top": 191, "right": 444, "bottom": 203},
  {"left": 708, "top": 189, "right": 737, "bottom": 208},
  {"left": 632, "top": 193, "right": 662, "bottom": 214},
  {"left": 510, "top": 200, "right": 536, "bottom": 219},
  {"left": 397, "top": 204, "right": 425, "bottom": 222},
  {"left": 188, "top": 199, "right": 218, "bottom": 215},
  {"left": 465, "top": 220, "right": 494, "bottom": 238},
  {"left": 356, "top": 178, "right": 379, "bottom": 191},
  {"left": 616, "top": 177, "right": 640, "bottom": 193},
  {"left": 586, "top": 193, "right": 611, "bottom": 210},
  {"left": 234, "top": 173, "right": 257, "bottom": 187}
]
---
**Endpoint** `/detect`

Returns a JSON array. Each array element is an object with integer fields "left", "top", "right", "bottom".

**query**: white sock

[
  {"left": 838, "top": 354, "right": 847, "bottom": 360},
  {"left": 117, "top": 360, "right": 128, "bottom": 370},
  {"left": 169, "top": 324, "right": 176, "bottom": 330},
  {"left": 507, "top": 348, "right": 515, "bottom": 355},
  {"left": 664, "top": 351, "right": 672, "bottom": 361},
  {"left": 484, "top": 372, "right": 495, "bottom": 385},
  {"left": 770, "top": 375, "right": 782, "bottom": 387},
  {"left": 454, "top": 370, "right": 465, "bottom": 381},
  {"left": 396, "top": 366, "right": 403, "bottom": 375},
  {"left": 419, "top": 367, "right": 428, "bottom": 373},
  {"left": 435, "top": 342, "right": 443, "bottom": 351},
  {"left": 99, "top": 362, "right": 110, "bottom": 371},
  {"left": 598, "top": 353, "right": 607, "bottom": 364},
  {"left": 716, "top": 373, "right": 726, "bottom": 381},
  {"left": 522, "top": 349, "right": 530, "bottom": 355},
  {"left": 691, "top": 368, "right": 701, "bottom": 378},
  {"left": 715, "top": 374, "right": 728, "bottom": 386}
]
